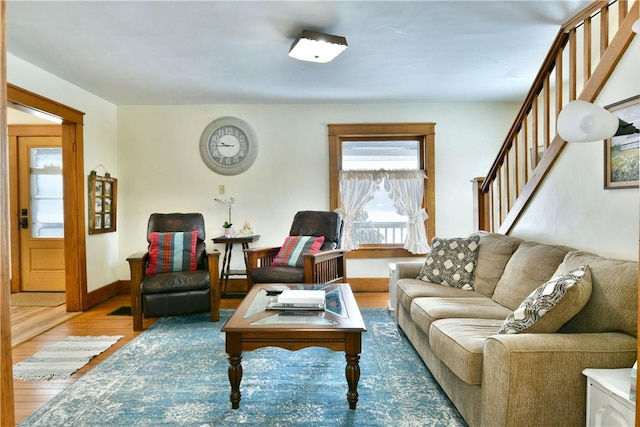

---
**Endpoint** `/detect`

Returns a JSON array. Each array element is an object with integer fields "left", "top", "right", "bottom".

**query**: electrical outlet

[{"left": 218, "top": 185, "right": 225, "bottom": 195}]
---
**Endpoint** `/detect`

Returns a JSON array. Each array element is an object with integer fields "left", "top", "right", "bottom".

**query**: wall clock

[{"left": 199, "top": 116, "right": 259, "bottom": 175}]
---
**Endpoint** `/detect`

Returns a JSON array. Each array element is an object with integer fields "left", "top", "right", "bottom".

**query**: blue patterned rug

[{"left": 20, "top": 309, "right": 466, "bottom": 426}]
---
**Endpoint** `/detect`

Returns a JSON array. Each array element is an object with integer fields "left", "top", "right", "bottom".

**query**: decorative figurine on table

[{"left": 240, "top": 221, "right": 255, "bottom": 236}]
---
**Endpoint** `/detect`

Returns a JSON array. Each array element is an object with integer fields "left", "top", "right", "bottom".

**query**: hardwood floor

[{"left": 11, "top": 291, "right": 389, "bottom": 425}]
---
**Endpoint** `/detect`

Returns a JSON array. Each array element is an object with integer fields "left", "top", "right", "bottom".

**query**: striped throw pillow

[
  {"left": 272, "top": 235, "right": 325, "bottom": 268},
  {"left": 146, "top": 231, "right": 199, "bottom": 275}
]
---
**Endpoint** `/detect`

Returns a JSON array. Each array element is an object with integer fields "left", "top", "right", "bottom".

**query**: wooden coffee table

[{"left": 221, "top": 283, "right": 366, "bottom": 409}]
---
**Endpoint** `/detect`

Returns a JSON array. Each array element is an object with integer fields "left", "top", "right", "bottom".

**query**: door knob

[{"left": 20, "top": 217, "right": 28, "bottom": 229}]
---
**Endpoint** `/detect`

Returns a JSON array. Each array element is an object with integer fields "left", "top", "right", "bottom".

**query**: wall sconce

[
  {"left": 288, "top": 30, "right": 348, "bottom": 63},
  {"left": 557, "top": 100, "right": 640, "bottom": 142}
]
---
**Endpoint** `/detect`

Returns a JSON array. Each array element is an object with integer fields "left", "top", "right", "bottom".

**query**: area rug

[
  {"left": 20, "top": 310, "right": 466, "bottom": 426},
  {"left": 13, "top": 335, "right": 124, "bottom": 380},
  {"left": 11, "top": 292, "right": 66, "bottom": 307}
]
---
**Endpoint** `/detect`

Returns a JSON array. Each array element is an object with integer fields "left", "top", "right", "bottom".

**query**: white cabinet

[
  {"left": 583, "top": 368, "right": 636, "bottom": 427},
  {"left": 388, "top": 263, "right": 397, "bottom": 314}
]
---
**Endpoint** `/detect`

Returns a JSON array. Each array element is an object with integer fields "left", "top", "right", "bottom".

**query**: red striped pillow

[
  {"left": 146, "top": 231, "right": 199, "bottom": 275},
  {"left": 272, "top": 235, "right": 325, "bottom": 267}
]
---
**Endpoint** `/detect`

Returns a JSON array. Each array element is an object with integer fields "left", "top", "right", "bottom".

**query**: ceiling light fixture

[
  {"left": 557, "top": 100, "right": 640, "bottom": 142},
  {"left": 288, "top": 30, "right": 348, "bottom": 63}
]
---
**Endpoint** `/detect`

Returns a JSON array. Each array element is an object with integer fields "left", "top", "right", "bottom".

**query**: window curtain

[
  {"left": 384, "top": 170, "right": 430, "bottom": 254},
  {"left": 334, "top": 170, "right": 382, "bottom": 251}
]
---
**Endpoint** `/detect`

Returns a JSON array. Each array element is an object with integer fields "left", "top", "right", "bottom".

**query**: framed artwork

[
  {"left": 604, "top": 95, "right": 640, "bottom": 189},
  {"left": 88, "top": 171, "right": 118, "bottom": 234}
]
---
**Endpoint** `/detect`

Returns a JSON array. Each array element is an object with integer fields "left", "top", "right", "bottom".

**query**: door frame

[{"left": 8, "top": 84, "right": 87, "bottom": 312}]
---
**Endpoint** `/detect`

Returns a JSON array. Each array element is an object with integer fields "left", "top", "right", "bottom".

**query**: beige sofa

[{"left": 394, "top": 232, "right": 637, "bottom": 427}]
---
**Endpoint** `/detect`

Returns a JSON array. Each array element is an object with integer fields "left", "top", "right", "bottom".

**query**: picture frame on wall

[
  {"left": 88, "top": 171, "right": 118, "bottom": 234},
  {"left": 604, "top": 95, "right": 639, "bottom": 189}
]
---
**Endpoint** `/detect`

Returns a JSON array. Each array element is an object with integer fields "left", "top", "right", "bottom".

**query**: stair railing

[{"left": 472, "top": 0, "right": 638, "bottom": 233}]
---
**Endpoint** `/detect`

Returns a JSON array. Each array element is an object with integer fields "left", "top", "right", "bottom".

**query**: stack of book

[{"left": 267, "top": 289, "right": 326, "bottom": 311}]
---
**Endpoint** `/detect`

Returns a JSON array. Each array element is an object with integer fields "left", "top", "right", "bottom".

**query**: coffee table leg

[
  {"left": 345, "top": 332, "right": 362, "bottom": 409},
  {"left": 228, "top": 352, "right": 243, "bottom": 409},
  {"left": 345, "top": 353, "right": 360, "bottom": 409}
]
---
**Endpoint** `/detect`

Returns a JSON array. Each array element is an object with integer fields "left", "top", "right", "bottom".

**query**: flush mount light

[{"left": 288, "top": 30, "right": 348, "bottom": 63}]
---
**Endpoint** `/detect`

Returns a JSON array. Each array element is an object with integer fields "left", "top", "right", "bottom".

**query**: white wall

[
  {"left": 11, "top": 36, "right": 637, "bottom": 289},
  {"left": 7, "top": 54, "right": 120, "bottom": 291},
  {"left": 511, "top": 37, "right": 640, "bottom": 261},
  {"left": 117, "top": 103, "right": 518, "bottom": 278}
]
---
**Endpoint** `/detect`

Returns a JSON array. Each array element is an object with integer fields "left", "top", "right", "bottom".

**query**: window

[{"left": 329, "top": 123, "right": 436, "bottom": 258}]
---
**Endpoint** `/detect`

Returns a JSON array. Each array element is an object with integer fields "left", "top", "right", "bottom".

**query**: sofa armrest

[
  {"left": 395, "top": 261, "right": 424, "bottom": 279},
  {"left": 482, "top": 332, "right": 637, "bottom": 427}
]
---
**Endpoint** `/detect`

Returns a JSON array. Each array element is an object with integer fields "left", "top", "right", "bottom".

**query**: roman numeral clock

[{"left": 199, "top": 116, "right": 259, "bottom": 175}]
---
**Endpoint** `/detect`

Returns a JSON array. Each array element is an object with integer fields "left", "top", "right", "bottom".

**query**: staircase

[{"left": 472, "top": 0, "right": 638, "bottom": 233}]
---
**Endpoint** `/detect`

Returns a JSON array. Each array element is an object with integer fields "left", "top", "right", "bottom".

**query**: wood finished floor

[{"left": 11, "top": 292, "right": 389, "bottom": 425}]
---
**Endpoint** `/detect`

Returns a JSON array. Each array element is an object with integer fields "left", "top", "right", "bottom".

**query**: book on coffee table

[{"left": 267, "top": 289, "right": 326, "bottom": 310}]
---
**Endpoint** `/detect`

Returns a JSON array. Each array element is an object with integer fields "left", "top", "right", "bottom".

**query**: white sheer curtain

[
  {"left": 384, "top": 170, "right": 430, "bottom": 254},
  {"left": 334, "top": 170, "right": 382, "bottom": 251}
]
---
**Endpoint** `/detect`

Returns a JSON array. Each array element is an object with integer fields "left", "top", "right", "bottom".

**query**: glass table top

[{"left": 243, "top": 284, "right": 348, "bottom": 326}]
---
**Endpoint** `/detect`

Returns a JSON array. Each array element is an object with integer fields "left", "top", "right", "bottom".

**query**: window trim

[{"left": 329, "top": 123, "right": 436, "bottom": 258}]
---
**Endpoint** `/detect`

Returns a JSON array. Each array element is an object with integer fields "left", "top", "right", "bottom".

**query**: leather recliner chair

[
  {"left": 245, "top": 210, "right": 346, "bottom": 287},
  {"left": 127, "top": 213, "right": 220, "bottom": 331}
]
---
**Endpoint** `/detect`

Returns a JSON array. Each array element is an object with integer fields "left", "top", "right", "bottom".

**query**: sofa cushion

[
  {"left": 471, "top": 232, "right": 522, "bottom": 298},
  {"left": 411, "top": 296, "right": 512, "bottom": 338},
  {"left": 272, "top": 235, "right": 325, "bottom": 267},
  {"left": 396, "top": 278, "right": 486, "bottom": 312},
  {"left": 498, "top": 265, "right": 592, "bottom": 334},
  {"left": 557, "top": 251, "right": 638, "bottom": 337},
  {"left": 417, "top": 236, "right": 480, "bottom": 290},
  {"left": 491, "top": 241, "right": 570, "bottom": 310},
  {"left": 146, "top": 231, "right": 199, "bottom": 275},
  {"left": 429, "top": 318, "right": 504, "bottom": 385}
]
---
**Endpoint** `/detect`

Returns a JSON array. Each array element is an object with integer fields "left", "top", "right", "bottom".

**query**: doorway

[
  {"left": 9, "top": 125, "right": 65, "bottom": 292},
  {"left": 7, "top": 84, "right": 87, "bottom": 312}
]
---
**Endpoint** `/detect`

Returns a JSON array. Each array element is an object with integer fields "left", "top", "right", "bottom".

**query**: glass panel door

[{"left": 30, "top": 147, "right": 64, "bottom": 238}]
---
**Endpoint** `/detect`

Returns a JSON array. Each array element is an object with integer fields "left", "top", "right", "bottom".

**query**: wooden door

[{"left": 17, "top": 135, "right": 65, "bottom": 291}]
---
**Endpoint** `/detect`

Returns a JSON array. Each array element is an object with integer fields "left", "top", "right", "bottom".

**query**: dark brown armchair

[
  {"left": 127, "top": 213, "right": 221, "bottom": 331},
  {"left": 245, "top": 211, "right": 346, "bottom": 287}
]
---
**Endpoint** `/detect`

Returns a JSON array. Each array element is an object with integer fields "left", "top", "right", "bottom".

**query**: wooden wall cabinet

[{"left": 88, "top": 171, "right": 117, "bottom": 234}]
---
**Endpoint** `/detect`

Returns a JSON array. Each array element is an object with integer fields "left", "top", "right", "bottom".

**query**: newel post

[{"left": 471, "top": 177, "right": 490, "bottom": 232}]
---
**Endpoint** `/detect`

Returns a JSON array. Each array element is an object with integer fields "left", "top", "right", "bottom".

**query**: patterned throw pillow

[
  {"left": 272, "top": 235, "right": 325, "bottom": 268},
  {"left": 498, "top": 265, "right": 591, "bottom": 334},
  {"left": 417, "top": 236, "right": 480, "bottom": 290},
  {"left": 146, "top": 231, "right": 199, "bottom": 275}
]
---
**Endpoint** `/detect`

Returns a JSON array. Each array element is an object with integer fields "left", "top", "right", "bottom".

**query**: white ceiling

[{"left": 6, "top": 0, "right": 594, "bottom": 105}]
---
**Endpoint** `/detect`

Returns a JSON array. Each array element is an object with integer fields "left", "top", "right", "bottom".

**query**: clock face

[
  {"left": 209, "top": 125, "right": 248, "bottom": 165},
  {"left": 199, "top": 117, "right": 258, "bottom": 175}
]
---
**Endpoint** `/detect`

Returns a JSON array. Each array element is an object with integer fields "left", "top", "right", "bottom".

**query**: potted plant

[{"left": 215, "top": 196, "right": 236, "bottom": 236}]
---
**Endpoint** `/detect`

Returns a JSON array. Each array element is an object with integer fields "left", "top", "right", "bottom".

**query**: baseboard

[
  {"left": 347, "top": 277, "right": 388, "bottom": 292},
  {"left": 86, "top": 280, "right": 122, "bottom": 308}
]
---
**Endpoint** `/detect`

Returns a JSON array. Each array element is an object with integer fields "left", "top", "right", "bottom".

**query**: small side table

[
  {"left": 583, "top": 368, "right": 636, "bottom": 427},
  {"left": 212, "top": 235, "right": 260, "bottom": 296}
]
